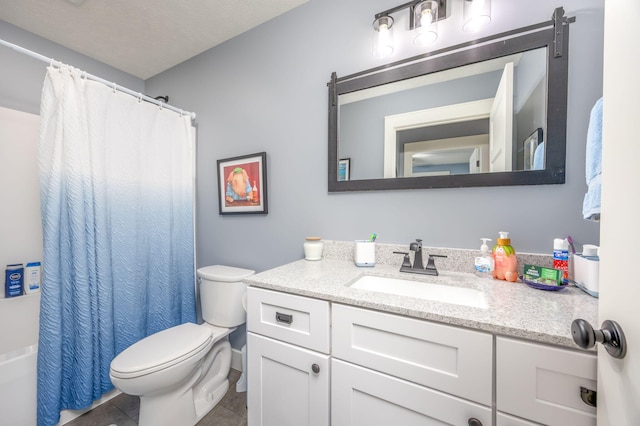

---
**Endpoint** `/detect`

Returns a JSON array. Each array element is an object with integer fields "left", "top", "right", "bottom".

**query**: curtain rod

[{"left": 0, "top": 38, "right": 196, "bottom": 121}]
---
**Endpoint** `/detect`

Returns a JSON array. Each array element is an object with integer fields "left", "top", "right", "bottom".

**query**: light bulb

[{"left": 421, "top": 8, "right": 433, "bottom": 26}]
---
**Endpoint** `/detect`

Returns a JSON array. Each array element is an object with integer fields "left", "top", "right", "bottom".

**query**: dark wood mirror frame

[{"left": 328, "top": 11, "right": 572, "bottom": 192}]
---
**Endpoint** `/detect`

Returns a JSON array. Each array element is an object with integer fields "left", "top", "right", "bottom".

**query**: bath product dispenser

[
  {"left": 493, "top": 232, "right": 518, "bottom": 282},
  {"left": 474, "top": 238, "right": 494, "bottom": 278}
]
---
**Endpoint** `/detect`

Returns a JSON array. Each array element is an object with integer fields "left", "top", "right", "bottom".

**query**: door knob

[
  {"left": 312, "top": 363, "right": 320, "bottom": 373},
  {"left": 468, "top": 418, "right": 483, "bottom": 426},
  {"left": 571, "top": 319, "right": 627, "bottom": 359}
]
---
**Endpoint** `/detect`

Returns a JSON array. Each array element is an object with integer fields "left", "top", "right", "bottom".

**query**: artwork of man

[{"left": 225, "top": 167, "right": 252, "bottom": 203}]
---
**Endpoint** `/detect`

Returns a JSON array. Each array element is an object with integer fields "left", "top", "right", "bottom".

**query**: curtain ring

[
  {"left": 81, "top": 70, "right": 87, "bottom": 80},
  {"left": 138, "top": 93, "right": 143, "bottom": 103},
  {"left": 179, "top": 109, "right": 184, "bottom": 117},
  {"left": 112, "top": 82, "right": 117, "bottom": 93}
]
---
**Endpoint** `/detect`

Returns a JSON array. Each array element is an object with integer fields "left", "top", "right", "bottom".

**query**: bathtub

[
  {"left": 0, "top": 293, "right": 40, "bottom": 426},
  {"left": 0, "top": 344, "right": 38, "bottom": 425}
]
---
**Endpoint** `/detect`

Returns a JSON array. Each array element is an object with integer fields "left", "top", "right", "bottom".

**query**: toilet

[{"left": 109, "top": 265, "right": 255, "bottom": 426}]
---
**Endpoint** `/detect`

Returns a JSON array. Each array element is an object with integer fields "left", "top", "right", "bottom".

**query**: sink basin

[{"left": 349, "top": 275, "right": 487, "bottom": 308}]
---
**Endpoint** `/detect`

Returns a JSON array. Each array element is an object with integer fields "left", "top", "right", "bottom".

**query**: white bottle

[
  {"left": 474, "top": 238, "right": 494, "bottom": 278},
  {"left": 24, "top": 262, "right": 41, "bottom": 294}
]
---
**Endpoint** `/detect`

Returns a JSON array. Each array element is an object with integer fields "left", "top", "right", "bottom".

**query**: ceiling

[{"left": 0, "top": 0, "right": 308, "bottom": 80}]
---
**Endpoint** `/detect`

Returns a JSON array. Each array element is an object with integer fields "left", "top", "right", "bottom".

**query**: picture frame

[
  {"left": 217, "top": 152, "right": 268, "bottom": 215},
  {"left": 338, "top": 158, "right": 350, "bottom": 181}
]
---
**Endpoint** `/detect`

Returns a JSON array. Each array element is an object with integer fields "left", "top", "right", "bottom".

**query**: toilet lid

[
  {"left": 197, "top": 265, "right": 255, "bottom": 282},
  {"left": 110, "top": 323, "right": 213, "bottom": 379}
]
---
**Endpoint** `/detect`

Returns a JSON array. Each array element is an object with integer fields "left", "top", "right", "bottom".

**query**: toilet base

[{"left": 137, "top": 337, "right": 233, "bottom": 426}]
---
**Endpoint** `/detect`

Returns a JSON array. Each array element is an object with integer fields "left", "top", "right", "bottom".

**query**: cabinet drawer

[
  {"left": 332, "top": 304, "right": 493, "bottom": 405},
  {"left": 332, "top": 359, "right": 491, "bottom": 426},
  {"left": 247, "top": 287, "right": 330, "bottom": 353},
  {"left": 496, "top": 337, "right": 597, "bottom": 426}
]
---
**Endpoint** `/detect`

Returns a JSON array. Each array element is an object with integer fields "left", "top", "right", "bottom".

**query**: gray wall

[
  {"left": 148, "top": 0, "right": 603, "bottom": 272},
  {"left": 0, "top": 20, "right": 145, "bottom": 115}
]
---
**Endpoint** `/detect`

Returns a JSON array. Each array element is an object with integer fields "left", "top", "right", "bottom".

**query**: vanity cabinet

[
  {"left": 332, "top": 304, "right": 492, "bottom": 425},
  {"left": 496, "top": 337, "right": 597, "bottom": 426},
  {"left": 246, "top": 287, "right": 331, "bottom": 426},
  {"left": 247, "top": 286, "right": 597, "bottom": 426}
]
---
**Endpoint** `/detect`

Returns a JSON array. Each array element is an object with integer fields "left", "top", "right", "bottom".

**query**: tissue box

[{"left": 354, "top": 240, "right": 375, "bottom": 267}]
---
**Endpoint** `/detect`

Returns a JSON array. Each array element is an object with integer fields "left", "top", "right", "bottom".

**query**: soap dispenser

[
  {"left": 493, "top": 232, "right": 518, "bottom": 282},
  {"left": 474, "top": 238, "right": 494, "bottom": 278}
]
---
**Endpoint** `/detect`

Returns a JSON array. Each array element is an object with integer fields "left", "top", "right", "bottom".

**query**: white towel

[
  {"left": 532, "top": 141, "right": 545, "bottom": 170},
  {"left": 582, "top": 97, "right": 603, "bottom": 221}
]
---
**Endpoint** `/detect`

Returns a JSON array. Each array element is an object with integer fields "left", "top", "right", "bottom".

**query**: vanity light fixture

[
  {"left": 462, "top": 0, "right": 491, "bottom": 33},
  {"left": 372, "top": 0, "right": 446, "bottom": 58},
  {"left": 372, "top": 0, "right": 492, "bottom": 57}
]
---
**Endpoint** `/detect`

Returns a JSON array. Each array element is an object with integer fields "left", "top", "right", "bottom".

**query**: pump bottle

[
  {"left": 493, "top": 232, "right": 518, "bottom": 282},
  {"left": 474, "top": 238, "right": 494, "bottom": 278}
]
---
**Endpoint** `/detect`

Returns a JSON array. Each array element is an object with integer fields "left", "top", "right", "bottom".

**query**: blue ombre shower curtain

[{"left": 37, "top": 66, "right": 196, "bottom": 426}]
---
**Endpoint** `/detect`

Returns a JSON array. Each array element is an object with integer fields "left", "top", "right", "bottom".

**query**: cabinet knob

[
  {"left": 571, "top": 319, "right": 627, "bottom": 359},
  {"left": 468, "top": 418, "right": 482, "bottom": 426},
  {"left": 311, "top": 363, "right": 320, "bottom": 374}
]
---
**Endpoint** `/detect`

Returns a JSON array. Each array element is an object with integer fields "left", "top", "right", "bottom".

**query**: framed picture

[
  {"left": 523, "top": 128, "right": 543, "bottom": 170},
  {"left": 338, "top": 158, "right": 350, "bottom": 181},
  {"left": 217, "top": 152, "right": 268, "bottom": 215}
]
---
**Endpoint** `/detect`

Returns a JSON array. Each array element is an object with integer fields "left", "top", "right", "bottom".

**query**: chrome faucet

[{"left": 394, "top": 239, "right": 447, "bottom": 276}]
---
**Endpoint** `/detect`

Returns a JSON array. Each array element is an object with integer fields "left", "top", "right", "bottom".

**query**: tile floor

[{"left": 65, "top": 369, "right": 247, "bottom": 426}]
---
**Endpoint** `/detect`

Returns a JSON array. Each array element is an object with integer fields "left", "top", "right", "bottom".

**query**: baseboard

[{"left": 231, "top": 347, "right": 244, "bottom": 372}]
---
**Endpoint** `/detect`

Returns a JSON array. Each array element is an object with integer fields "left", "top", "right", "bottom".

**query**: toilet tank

[{"left": 197, "top": 265, "right": 255, "bottom": 327}]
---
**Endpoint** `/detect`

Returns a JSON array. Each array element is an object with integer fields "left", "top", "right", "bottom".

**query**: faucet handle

[
  {"left": 393, "top": 251, "right": 412, "bottom": 269},
  {"left": 425, "top": 254, "right": 447, "bottom": 276}
]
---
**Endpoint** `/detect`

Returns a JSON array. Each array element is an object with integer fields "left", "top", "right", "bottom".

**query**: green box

[{"left": 523, "top": 264, "right": 563, "bottom": 286}]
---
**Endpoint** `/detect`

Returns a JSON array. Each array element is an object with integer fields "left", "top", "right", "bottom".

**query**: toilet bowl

[{"left": 109, "top": 265, "right": 255, "bottom": 426}]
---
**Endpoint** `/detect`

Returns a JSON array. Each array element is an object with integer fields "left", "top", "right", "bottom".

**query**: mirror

[{"left": 328, "top": 24, "right": 569, "bottom": 191}]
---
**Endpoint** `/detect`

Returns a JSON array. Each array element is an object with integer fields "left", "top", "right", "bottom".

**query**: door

[
  {"left": 489, "top": 62, "right": 514, "bottom": 172},
  {"left": 596, "top": 1, "right": 640, "bottom": 424},
  {"left": 247, "top": 332, "right": 330, "bottom": 426}
]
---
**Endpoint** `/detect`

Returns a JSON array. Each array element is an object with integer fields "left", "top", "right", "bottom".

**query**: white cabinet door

[
  {"left": 332, "top": 359, "right": 492, "bottom": 426},
  {"left": 496, "top": 337, "right": 597, "bottom": 426},
  {"left": 247, "top": 332, "right": 329, "bottom": 426},
  {"left": 332, "top": 304, "right": 493, "bottom": 405}
]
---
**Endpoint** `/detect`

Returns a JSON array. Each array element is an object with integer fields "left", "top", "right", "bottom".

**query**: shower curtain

[{"left": 37, "top": 66, "right": 196, "bottom": 426}]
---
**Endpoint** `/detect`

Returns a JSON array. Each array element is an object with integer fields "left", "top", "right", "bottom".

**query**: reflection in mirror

[
  {"left": 339, "top": 48, "right": 547, "bottom": 180},
  {"left": 328, "top": 12, "right": 572, "bottom": 191}
]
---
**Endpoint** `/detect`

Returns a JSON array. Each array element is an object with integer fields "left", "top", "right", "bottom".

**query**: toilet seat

[{"left": 110, "top": 323, "right": 214, "bottom": 379}]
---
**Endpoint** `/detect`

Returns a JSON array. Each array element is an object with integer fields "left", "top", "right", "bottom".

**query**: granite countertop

[{"left": 245, "top": 256, "right": 599, "bottom": 350}]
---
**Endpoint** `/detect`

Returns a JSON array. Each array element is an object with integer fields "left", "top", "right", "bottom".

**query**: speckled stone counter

[{"left": 245, "top": 241, "right": 599, "bottom": 350}]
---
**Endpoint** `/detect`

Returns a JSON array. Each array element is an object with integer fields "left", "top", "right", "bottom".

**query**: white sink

[{"left": 350, "top": 275, "right": 487, "bottom": 308}]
